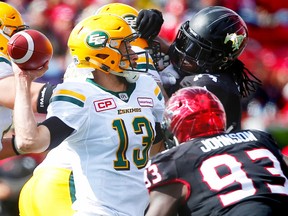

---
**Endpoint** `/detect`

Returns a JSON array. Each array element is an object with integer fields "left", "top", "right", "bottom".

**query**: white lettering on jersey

[
  {"left": 137, "top": 97, "right": 153, "bottom": 107},
  {"left": 200, "top": 131, "right": 258, "bottom": 152},
  {"left": 194, "top": 74, "right": 218, "bottom": 82},
  {"left": 94, "top": 98, "right": 116, "bottom": 112}
]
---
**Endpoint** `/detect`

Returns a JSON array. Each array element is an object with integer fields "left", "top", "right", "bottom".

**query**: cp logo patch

[{"left": 94, "top": 98, "right": 116, "bottom": 112}]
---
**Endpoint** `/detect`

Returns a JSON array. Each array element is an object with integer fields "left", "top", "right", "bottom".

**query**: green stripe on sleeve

[
  {"left": 0, "top": 57, "right": 12, "bottom": 66},
  {"left": 51, "top": 95, "right": 84, "bottom": 107}
]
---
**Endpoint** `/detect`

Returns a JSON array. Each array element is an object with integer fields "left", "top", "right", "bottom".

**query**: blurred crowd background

[{"left": 1, "top": 0, "right": 288, "bottom": 215}]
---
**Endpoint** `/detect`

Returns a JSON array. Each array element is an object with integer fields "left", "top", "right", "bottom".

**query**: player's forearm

[
  {"left": 14, "top": 73, "right": 38, "bottom": 149},
  {"left": 154, "top": 36, "right": 170, "bottom": 54},
  {"left": 150, "top": 140, "right": 165, "bottom": 157},
  {"left": 13, "top": 71, "right": 49, "bottom": 153},
  {"left": 145, "top": 191, "right": 179, "bottom": 216}
]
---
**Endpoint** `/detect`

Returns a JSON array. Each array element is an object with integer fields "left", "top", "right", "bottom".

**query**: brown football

[{"left": 7, "top": 29, "right": 53, "bottom": 70}]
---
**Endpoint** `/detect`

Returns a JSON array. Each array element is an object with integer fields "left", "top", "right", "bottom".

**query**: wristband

[{"left": 37, "top": 83, "right": 56, "bottom": 114}]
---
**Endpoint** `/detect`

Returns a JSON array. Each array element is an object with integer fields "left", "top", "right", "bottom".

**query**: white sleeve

[
  {"left": 46, "top": 83, "right": 89, "bottom": 131},
  {"left": 0, "top": 56, "right": 13, "bottom": 79}
]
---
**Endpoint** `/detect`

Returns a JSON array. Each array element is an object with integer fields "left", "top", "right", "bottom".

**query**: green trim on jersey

[
  {"left": 69, "top": 172, "right": 76, "bottom": 203},
  {"left": 0, "top": 57, "right": 11, "bottom": 66},
  {"left": 136, "top": 63, "right": 155, "bottom": 71},
  {"left": 51, "top": 89, "right": 86, "bottom": 107},
  {"left": 51, "top": 95, "right": 84, "bottom": 107}
]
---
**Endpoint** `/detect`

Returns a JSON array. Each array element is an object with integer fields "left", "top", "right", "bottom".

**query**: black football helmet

[{"left": 169, "top": 6, "right": 248, "bottom": 75}]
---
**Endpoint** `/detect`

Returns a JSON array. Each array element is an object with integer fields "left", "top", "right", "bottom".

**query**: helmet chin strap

[
  {"left": 118, "top": 60, "right": 140, "bottom": 83},
  {"left": 109, "top": 70, "right": 140, "bottom": 83}
]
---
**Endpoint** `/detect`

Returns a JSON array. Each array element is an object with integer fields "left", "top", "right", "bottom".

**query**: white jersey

[
  {"left": 36, "top": 46, "right": 162, "bottom": 172},
  {"left": 46, "top": 73, "right": 165, "bottom": 215},
  {"left": 34, "top": 141, "right": 74, "bottom": 170},
  {"left": 0, "top": 54, "right": 13, "bottom": 149},
  {"left": 36, "top": 67, "right": 93, "bottom": 171},
  {"left": 36, "top": 44, "right": 162, "bottom": 171}
]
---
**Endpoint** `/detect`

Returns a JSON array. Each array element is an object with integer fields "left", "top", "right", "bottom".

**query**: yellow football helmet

[
  {"left": 96, "top": 3, "right": 165, "bottom": 72},
  {"left": 0, "top": 2, "right": 29, "bottom": 56},
  {"left": 95, "top": 3, "right": 149, "bottom": 49},
  {"left": 68, "top": 13, "right": 148, "bottom": 81},
  {"left": 96, "top": 3, "right": 138, "bottom": 30}
]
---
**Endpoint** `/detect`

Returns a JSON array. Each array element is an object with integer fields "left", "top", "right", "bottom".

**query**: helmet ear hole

[
  {"left": 222, "top": 57, "right": 229, "bottom": 63},
  {"left": 96, "top": 54, "right": 109, "bottom": 60}
]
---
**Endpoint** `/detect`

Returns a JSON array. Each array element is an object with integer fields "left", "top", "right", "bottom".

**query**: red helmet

[{"left": 164, "top": 87, "right": 226, "bottom": 143}]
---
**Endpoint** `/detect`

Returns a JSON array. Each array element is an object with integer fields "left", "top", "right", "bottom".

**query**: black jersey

[
  {"left": 165, "top": 73, "right": 241, "bottom": 131},
  {"left": 145, "top": 130, "right": 288, "bottom": 216}
]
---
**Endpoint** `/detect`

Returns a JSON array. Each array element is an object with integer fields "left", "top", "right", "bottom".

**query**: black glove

[{"left": 136, "top": 9, "right": 164, "bottom": 41}]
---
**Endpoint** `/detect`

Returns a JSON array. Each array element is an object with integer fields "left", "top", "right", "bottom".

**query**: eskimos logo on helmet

[
  {"left": 123, "top": 15, "right": 137, "bottom": 29},
  {"left": 86, "top": 31, "right": 108, "bottom": 48}
]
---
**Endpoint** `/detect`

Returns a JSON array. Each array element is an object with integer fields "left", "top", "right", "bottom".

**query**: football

[{"left": 7, "top": 29, "right": 53, "bottom": 70}]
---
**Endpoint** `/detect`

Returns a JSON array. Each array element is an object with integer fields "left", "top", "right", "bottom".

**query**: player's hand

[
  {"left": 12, "top": 61, "right": 49, "bottom": 81},
  {"left": 159, "top": 64, "right": 180, "bottom": 86},
  {"left": 136, "top": 9, "right": 164, "bottom": 40}
]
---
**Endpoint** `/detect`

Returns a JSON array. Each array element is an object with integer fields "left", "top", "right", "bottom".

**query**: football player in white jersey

[
  {"left": 95, "top": 3, "right": 169, "bottom": 102},
  {"left": 0, "top": 3, "right": 73, "bottom": 216},
  {"left": 13, "top": 12, "right": 165, "bottom": 216},
  {"left": 0, "top": 2, "right": 55, "bottom": 159},
  {"left": 18, "top": 4, "right": 167, "bottom": 216},
  {"left": 63, "top": 3, "right": 169, "bottom": 101}
]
